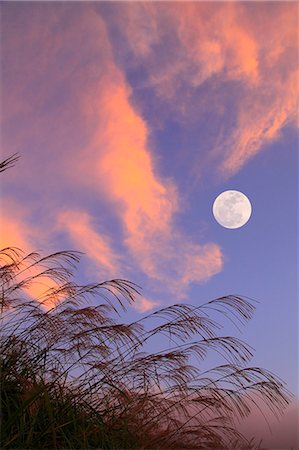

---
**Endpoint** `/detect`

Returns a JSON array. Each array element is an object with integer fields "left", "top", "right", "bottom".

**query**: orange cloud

[
  {"left": 58, "top": 210, "right": 121, "bottom": 278},
  {"left": 0, "top": 217, "right": 30, "bottom": 253},
  {"left": 77, "top": 12, "right": 223, "bottom": 299},
  {"left": 180, "top": 243, "right": 223, "bottom": 288},
  {"left": 0, "top": 198, "right": 42, "bottom": 255},
  {"left": 110, "top": 2, "right": 298, "bottom": 176},
  {"left": 96, "top": 83, "right": 176, "bottom": 237},
  {"left": 0, "top": 212, "right": 61, "bottom": 309},
  {"left": 2, "top": 5, "right": 224, "bottom": 306},
  {"left": 125, "top": 233, "right": 223, "bottom": 299},
  {"left": 218, "top": 3, "right": 298, "bottom": 175},
  {"left": 220, "top": 70, "right": 298, "bottom": 174},
  {"left": 113, "top": 3, "right": 259, "bottom": 88}
]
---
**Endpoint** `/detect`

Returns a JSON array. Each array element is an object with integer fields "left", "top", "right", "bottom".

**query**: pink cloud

[
  {"left": 133, "top": 297, "right": 160, "bottom": 313},
  {"left": 109, "top": 2, "right": 298, "bottom": 177},
  {"left": 0, "top": 208, "right": 61, "bottom": 309},
  {"left": 57, "top": 210, "right": 121, "bottom": 278},
  {"left": 75, "top": 13, "right": 223, "bottom": 299},
  {"left": 220, "top": 68, "right": 298, "bottom": 176},
  {"left": 1, "top": 216, "right": 29, "bottom": 253},
  {"left": 0, "top": 198, "right": 43, "bottom": 254},
  {"left": 2, "top": 5, "right": 224, "bottom": 306}
]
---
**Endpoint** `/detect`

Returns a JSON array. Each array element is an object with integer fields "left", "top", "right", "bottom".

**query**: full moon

[{"left": 212, "top": 190, "right": 252, "bottom": 229}]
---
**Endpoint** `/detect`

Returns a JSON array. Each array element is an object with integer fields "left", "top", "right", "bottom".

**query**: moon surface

[{"left": 213, "top": 190, "right": 252, "bottom": 229}]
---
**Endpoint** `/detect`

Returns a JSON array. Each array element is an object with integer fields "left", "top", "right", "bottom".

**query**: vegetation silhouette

[{"left": 0, "top": 157, "right": 291, "bottom": 449}]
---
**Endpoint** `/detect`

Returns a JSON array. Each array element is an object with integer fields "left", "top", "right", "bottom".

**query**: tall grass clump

[{"left": 0, "top": 246, "right": 291, "bottom": 449}]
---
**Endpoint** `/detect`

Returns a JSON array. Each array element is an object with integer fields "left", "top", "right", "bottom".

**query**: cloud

[
  {"left": 0, "top": 206, "right": 60, "bottom": 309},
  {"left": 125, "top": 233, "right": 223, "bottom": 299},
  {"left": 95, "top": 83, "right": 177, "bottom": 237},
  {"left": 0, "top": 198, "right": 45, "bottom": 254},
  {"left": 0, "top": 215, "right": 31, "bottom": 254},
  {"left": 76, "top": 12, "right": 223, "bottom": 299},
  {"left": 2, "top": 4, "right": 224, "bottom": 307},
  {"left": 57, "top": 210, "right": 121, "bottom": 278},
  {"left": 102, "top": 2, "right": 298, "bottom": 177},
  {"left": 133, "top": 297, "right": 160, "bottom": 313},
  {"left": 219, "top": 69, "right": 298, "bottom": 175}
]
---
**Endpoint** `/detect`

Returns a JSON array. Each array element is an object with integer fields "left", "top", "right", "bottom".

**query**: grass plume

[{"left": 0, "top": 247, "right": 291, "bottom": 449}]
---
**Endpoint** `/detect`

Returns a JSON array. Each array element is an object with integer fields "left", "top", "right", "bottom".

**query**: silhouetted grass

[
  {"left": 0, "top": 154, "right": 19, "bottom": 173},
  {"left": 0, "top": 247, "right": 291, "bottom": 449}
]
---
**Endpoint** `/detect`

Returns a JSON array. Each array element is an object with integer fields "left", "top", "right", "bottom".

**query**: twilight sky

[{"left": 1, "top": 2, "right": 298, "bottom": 445}]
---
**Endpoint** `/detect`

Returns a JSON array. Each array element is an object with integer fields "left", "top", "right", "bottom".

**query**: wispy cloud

[
  {"left": 103, "top": 2, "right": 298, "bottom": 177},
  {"left": 58, "top": 210, "right": 121, "bottom": 278},
  {"left": 219, "top": 69, "right": 297, "bottom": 175}
]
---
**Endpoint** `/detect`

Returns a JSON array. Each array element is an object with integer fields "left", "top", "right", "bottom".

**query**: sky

[{"left": 1, "top": 2, "right": 298, "bottom": 447}]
